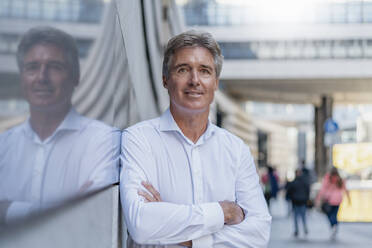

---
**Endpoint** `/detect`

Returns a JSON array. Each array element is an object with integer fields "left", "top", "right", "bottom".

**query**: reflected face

[
  {"left": 21, "top": 43, "right": 76, "bottom": 112},
  {"left": 163, "top": 46, "right": 218, "bottom": 113}
]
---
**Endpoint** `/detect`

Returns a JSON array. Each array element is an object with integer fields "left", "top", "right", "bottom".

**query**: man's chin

[
  {"left": 173, "top": 104, "right": 209, "bottom": 114},
  {"left": 30, "top": 102, "right": 70, "bottom": 113}
]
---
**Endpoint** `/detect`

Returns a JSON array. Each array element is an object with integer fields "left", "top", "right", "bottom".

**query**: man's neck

[
  {"left": 170, "top": 105, "right": 209, "bottom": 144},
  {"left": 29, "top": 105, "right": 71, "bottom": 141}
]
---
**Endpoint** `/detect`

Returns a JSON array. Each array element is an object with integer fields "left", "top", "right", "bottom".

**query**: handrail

[{"left": 0, "top": 184, "right": 125, "bottom": 248}]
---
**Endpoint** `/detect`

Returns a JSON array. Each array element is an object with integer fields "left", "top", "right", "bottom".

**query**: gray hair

[
  {"left": 162, "top": 30, "right": 223, "bottom": 79},
  {"left": 17, "top": 26, "right": 80, "bottom": 83}
]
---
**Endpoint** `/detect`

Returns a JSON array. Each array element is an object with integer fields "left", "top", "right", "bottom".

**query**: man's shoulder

[
  {"left": 124, "top": 117, "right": 160, "bottom": 135},
  {"left": 0, "top": 122, "right": 26, "bottom": 140},
  {"left": 121, "top": 117, "right": 160, "bottom": 152}
]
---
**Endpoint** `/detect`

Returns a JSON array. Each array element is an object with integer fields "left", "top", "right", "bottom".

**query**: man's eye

[
  {"left": 24, "top": 64, "right": 39, "bottom": 72},
  {"left": 49, "top": 63, "right": 65, "bottom": 71},
  {"left": 177, "top": 68, "right": 188, "bottom": 73},
  {"left": 201, "top": 69, "right": 211, "bottom": 75}
]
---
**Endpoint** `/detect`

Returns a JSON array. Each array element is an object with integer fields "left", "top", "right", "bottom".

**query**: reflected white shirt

[
  {"left": 120, "top": 109, "right": 271, "bottom": 248},
  {"left": 0, "top": 108, "right": 120, "bottom": 221}
]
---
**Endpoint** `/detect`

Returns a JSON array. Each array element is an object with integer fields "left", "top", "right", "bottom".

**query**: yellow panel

[
  {"left": 333, "top": 143, "right": 372, "bottom": 174},
  {"left": 338, "top": 190, "right": 372, "bottom": 222}
]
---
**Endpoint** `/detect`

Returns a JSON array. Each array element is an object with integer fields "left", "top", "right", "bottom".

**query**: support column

[{"left": 314, "top": 95, "right": 333, "bottom": 178}]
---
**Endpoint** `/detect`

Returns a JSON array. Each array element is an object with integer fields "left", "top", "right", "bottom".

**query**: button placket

[
  {"left": 31, "top": 144, "right": 47, "bottom": 202},
  {"left": 191, "top": 146, "right": 203, "bottom": 203}
]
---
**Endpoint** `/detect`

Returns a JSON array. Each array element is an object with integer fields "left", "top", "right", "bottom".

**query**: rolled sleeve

[{"left": 201, "top": 202, "right": 224, "bottom": 232}]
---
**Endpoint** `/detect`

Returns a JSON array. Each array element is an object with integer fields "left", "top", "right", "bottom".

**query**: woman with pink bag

[{"left": 316, "top": 167, "right": 351, "bottom": 239}]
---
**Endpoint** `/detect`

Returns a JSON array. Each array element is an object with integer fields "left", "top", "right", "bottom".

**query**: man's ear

[
  {"left": 73, "top": 79, "right": 79, "bottom": 87},
  {"left": 71, "top": 73, "right": 79, "bottom": 87},
  {"left": 162, "top": 76, "right": 168, "bottom": 89},
  {"left": 214, "top": 79, "right": 219, "bottom": 91}
]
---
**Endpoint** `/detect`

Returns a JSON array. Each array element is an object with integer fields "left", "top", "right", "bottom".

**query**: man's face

[
  {"left": 163, "top": 46, "right": 218, "bottom": 113},
  {"left": 21, "top": 43, "right": 76, "bottom": 112}
]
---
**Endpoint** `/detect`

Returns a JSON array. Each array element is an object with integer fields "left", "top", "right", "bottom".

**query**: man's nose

[
  {"left": 37, "top": 65, "right": 48, "bottom": 83},
  {"left": 189, "top": 70, "right": 200, "bottom": 85}
]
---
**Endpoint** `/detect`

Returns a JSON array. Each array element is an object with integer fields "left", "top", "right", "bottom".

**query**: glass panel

[
  {"left": 362, "top": 1, "right": 372, "bottom": 22},
  {"left": 0, "top": 0, "right": 10, "bottom": 17},
  {"left": 11, "top": 0, "right": 26, "bottom": 18},
  {"left": 318, "top": 40, "right": 333, "bottom": 58},
  {"left": 27, "top": 0, "right": 41, "bottom": 19},
  {"left": 331, "top": 2, "right": 347, "bottom": 23},
  {"left": 332, "top": 40, "right": 348, "bottom": 58},
  {"left": 364, "top": 40, "right": 372, "bottom": 57},
  {"left": 348, "top": 39, "right": 363, "bottom": 57},
  {"left": 43, "top": 1, "right": 57, "bottom": 20},
  {"left": 347, "top": 1, "right": 362, "bottom": 23}
]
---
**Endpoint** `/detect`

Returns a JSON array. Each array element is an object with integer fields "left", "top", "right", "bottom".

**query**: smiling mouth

[
  {"left": 185, "top": 91, "right": 203, "bottom": 97},
  {"left": 33, "top": 89, "right": 53, "bottom": 95}
]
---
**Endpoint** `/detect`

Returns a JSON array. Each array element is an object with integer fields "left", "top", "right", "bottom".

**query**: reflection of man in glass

[
  {"left": 121, "top": 31, "right": 271, "bottom": 247},
  {"left": 0, "top": 27, "right": 120, "bottom": 223}
]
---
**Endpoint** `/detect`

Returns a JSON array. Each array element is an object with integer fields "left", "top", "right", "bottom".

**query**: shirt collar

[
  {"left": 23, "top": 108, "right": 83, "bottom": 144},
  {"left": 159, "top": 108, "right": 182, "bottom": 132},
  {"left": 159, "top": 108, "right": 216, "bottom": 145}
]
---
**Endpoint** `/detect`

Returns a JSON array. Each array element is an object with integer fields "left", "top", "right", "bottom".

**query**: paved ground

[{"left": 268, "top": 197, "right": 372, "bottom": 248}]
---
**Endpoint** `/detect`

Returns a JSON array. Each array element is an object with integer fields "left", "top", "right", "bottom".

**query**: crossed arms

[{"left": 139, "top": 181, "right": 246, "bottom": 247}]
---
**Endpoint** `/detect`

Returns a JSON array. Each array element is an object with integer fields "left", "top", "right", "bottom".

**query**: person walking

[
  {"left": 261, "top": 166, "right": 279, "bottom": 209},
  {"left": 287, "top": 169, "right": 310, "bottom": 238},
  {"left": 316, "top": 167, "right": 351, "bottom": 239}
]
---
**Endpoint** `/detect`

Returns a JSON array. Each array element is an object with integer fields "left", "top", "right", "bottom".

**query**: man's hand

[
  {"left": 219, "top": 200, "right": 245, "bottom": 225},
  {"left": 79, "top": 180, "right": 93, "bottom": 192},
  {"left": 138, "top": 181, "right": 162, "bottom": 202},
  {"left": 179, "top": 241, "right": 192, "bottom": 247}
]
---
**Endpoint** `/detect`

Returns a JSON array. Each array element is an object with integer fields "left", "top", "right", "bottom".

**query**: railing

[
  {"left": 180, "top": 0, "right": 372, "bottom": 26},
  {"left": 220, "top": 39, "right": 372, "bottom": 60},
  {"left": 0, "top": 185, "right": 126, "bottom": 248}
]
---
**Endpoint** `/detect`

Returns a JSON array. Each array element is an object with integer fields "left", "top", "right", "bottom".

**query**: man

[
  {"left": 121, "top": 31, "right": 271, "bottom": 247},
  {"left": 0, "top": 27, "right": 120, "bottom": 223},
  {"left": 287, "top": 169, "right": 310, "bottom": 237}
]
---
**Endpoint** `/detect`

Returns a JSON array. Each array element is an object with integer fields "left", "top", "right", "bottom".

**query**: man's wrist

[{"left": 200, "top": 202, "right": 224, "bottom": 231}]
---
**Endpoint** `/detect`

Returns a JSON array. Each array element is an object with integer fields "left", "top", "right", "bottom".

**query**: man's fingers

[
  {"left": 178, "top": 241, "right": 192, "bottom": 247},
  {"left": 138, "top": 190, "right": 156, "bottom": 202},
  {"left": 141, "top": 181, "right": 162, "bottom": 201},
  {"left": 79, "top": 180, "right": 93, "bottom": 192}
]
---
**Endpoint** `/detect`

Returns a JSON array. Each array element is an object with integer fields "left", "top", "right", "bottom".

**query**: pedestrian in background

[
  {"left": 284, "top": 178, "right": 292, "bottom": 217},
  {"left": 316, "top": 167, "right": 351, "bottom": 239},
  {"left": 287, "top": 169, "right": 310, "bottom": 238},
  {"left": 261, "top": 165, "right": 279, "bottom": 209}
]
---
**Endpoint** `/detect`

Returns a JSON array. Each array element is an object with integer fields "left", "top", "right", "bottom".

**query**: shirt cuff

[
  {"left": 5, "top": 202, "right": 33, "bottom": 223},
  {"left": 200, "top": 202, "right": 224, "bottom": 232},
  {"left": 192, "top": 234, "right": 213, "bottom": 248}
]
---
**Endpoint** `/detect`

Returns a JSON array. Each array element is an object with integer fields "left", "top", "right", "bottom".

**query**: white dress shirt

[
  {"left": 120, "top": 109, "right": 271, "bottom": 248},
  {"left": 0, "top": 108, "right": 120, "bottom": 221}
]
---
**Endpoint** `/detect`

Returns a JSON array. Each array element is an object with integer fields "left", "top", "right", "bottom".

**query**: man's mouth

[
  {"left": 33, "top": 89, "right": 53, "bottom": 96},
  {"left": 185, "top": 90, "right": 203, "bottom": 97}
]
